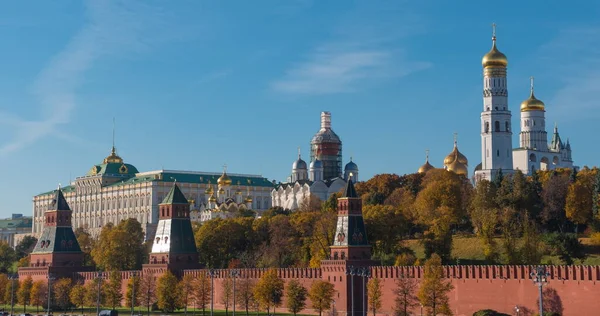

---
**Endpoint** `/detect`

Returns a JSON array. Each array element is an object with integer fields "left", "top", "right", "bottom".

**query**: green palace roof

[{"left": 36, "top": 170, "right": 274, "bottom": 197}]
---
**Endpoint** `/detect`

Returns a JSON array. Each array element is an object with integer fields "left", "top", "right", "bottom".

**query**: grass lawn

[
  {"left": 403, "top": 236, "right": 600, "bottom": 265},
  {"left": 0, "top": 305, "right": 307, "bottom": 316}
]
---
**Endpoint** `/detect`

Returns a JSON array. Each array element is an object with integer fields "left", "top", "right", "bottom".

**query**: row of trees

[{"left": 0, "top": 254, "right": 454, "bottom": 315}]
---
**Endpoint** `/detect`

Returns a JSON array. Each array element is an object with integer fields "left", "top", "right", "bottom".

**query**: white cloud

[
  {"left": 0, "top": 0, "right": 165, "bottom": 156},
  {"left": 271, "top": 42, "right": 431, "bottom": 95}
]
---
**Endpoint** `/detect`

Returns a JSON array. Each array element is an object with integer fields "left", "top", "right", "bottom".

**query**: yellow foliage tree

[
  {"left": 253, "top": 269, "right": 284, "bottom": 314},
  {"left": 417, "top": 254, "right": 454, "bottom": 316},
  {"left": 308, "top": 280, "right": 335, "bottom": 316},
  {"left": 367, "top": 278, "right": 383, "bottom": 316}
]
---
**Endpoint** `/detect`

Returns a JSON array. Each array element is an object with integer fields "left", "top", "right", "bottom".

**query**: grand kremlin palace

[{"left": 31, "top": 147, "right": 274, "bottom": 239}]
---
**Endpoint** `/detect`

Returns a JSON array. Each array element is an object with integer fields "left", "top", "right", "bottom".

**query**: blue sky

[{"left": 1, "top": 0, "right": 599, "bottom": 216}]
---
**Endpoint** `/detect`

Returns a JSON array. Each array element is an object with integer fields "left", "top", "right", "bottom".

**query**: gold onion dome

[
  {"left": 244, "top": 196, "right": 253, "bottom": 203},
  {"left": 482, "top": 25, "right": 508, "bottom": 68},
  {"left": 418, "top": 150, "right": 435, "bottom": 174},
  {"left": 521, "top": 77, "right": 545, "bottom": 112},
  {"left": 217, "top": 168, "right": 232, "bottom": 186},
  {"left": 444, "top": 135, "right": 469, "bottom": 176},
  {"left": 208, "top": 194, "right": 217, "bottom": 202},
  {"left": 103, "top": 146, "right": 123, "bottom": 164},
  {"left": 447, "top": 160, "right": 468, "bottom": 176}
]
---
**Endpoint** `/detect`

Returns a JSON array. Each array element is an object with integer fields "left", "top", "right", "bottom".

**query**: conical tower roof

[{"left": 161, "top": 182, "right": 188, "bottom": 204}]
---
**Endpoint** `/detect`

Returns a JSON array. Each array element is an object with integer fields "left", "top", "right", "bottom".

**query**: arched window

[
  {"left": 505, "top": 121, "right": 510, "bottom": 132},
  {"left": 485, "top": 122, "right": 489, "bottom": 133},
  {"left": 495, "top": 121, "right": 500, "bottom": 131},
  {"left": 497, "top": 150, "right": 500, "bottom": 157}
]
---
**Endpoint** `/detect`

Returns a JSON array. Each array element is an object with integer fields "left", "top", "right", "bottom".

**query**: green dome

[{"left": 87, "top": 162, "right": 139, "bottom": 176}]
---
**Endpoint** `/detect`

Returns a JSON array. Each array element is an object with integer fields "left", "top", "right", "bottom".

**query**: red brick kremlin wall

[{"left": 20, "top": 265, "right": 591, "bottom": 316}]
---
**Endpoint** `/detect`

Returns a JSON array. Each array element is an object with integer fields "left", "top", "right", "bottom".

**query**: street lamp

[
  {"left": 8, "top": 274, "right": 18, "bottom": 316},
  {"left": 514, "top": 305, "right": 520, "bottom": 316},
  {"left": 131, "top": 272, "right": 138, "bottom": 316},
  {"left": 47, "top": 274, "right": 55, "bottom": 316},
  {"left": 530, "top": 266, "right": 549, "bottom": 316},
  {"left": 331, "top": 299, "right": 336, "bottom": 316},
  {"left": 230, "top": 270, "right": 240, "bottom": 316},
  {"left": 96, "top": 272, "right": 104, "bottom": 316},
  {"left": 420, "top": 303, "right": 423, "bottom": 316},
  {"left": 357, "top": 267, "right": 371, "bottom": 316},
  {"left": 345, "top": 266, "right": 356, "bottom": 316},
  {"left": 208, "top": 269, "right": 218, "bottom": 316}
]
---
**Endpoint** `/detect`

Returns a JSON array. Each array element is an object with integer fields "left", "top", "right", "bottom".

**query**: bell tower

[
  {"left": 475, "top": 24, "right": 514, "bottom": 182},
  {"left": 321, "top": 176, "right": 375, "bottom": 315},
  {"left": 146, "top": 182, "right": 199, "bottom": 275}
]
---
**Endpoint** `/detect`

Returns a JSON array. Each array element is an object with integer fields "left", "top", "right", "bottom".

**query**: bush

[
  {"left": 590, "top": 232, "right": 600, "bottom": 246},
  {"left": 543, "top": 233, "right": 586, "bottom": 265}
]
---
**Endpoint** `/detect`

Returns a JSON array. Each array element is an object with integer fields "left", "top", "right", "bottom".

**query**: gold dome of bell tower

[
  {"left": 520, "top": 76, "right": 546, "bottom": 112},
  {"left": 482, "top": 23, "right": 508, "bottom": 69}
]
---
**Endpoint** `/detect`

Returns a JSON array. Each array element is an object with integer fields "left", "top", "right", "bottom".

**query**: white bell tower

[{"left": 475, "top": 24, "right": 514, "bottom": 182}]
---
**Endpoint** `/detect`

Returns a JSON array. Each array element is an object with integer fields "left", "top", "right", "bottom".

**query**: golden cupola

[
  {"left": 482, "top": 24, "right": 508, "bottom": 68},
  {"left": 418, "top": 150, "right": 435, "bottom": 174},
  {"left": 103, "top": 146, "right": 124, "bottom": 164},
  {"left": 217, "top": 167, "right": 232, "bottom": 186},
  {"left": 520, "top": 77, "right": 545, "bottom": 112},
  {"left": 444, "top": 135, "right": 469, "bottom": 176}
]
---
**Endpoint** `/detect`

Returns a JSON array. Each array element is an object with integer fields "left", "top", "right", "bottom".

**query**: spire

[
  {"left": 492, "top": 22, "right": 497, "bottom": 42},
  {"left": 425, "top": 149, "right": 430, "bottom": 162},
  {"left": 161, "top": 182, "right": 189, "bottom": 204},
  {"left": 298, "top": 146, "right": 301, "bottom": 159},
  {"left": 453, "top": 132, "right": 458, "bottom": 148},
  {"left": 342, "top": 175, "right": 358, "bottom": 198},
  {"left": 49, "top": 187, "right": 71, "bottom": 211},
  {"left": 112, "top": 117, "right": 116, "bottom": 155},
  {"left": 554, "top": 122, "right": 558, "bottom": 133},
  {"left": 530, "top": 76, "right": 535, "bottom": 97},
  {"left": 320, "top": 111, "right": 331, "bottom": 130}
]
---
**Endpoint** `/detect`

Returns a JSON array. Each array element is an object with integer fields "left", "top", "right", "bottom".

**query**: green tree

[
  {"left": 544, "top": 233, "right": 587, "bottom": 265},
  {"left": 593, "top": 170, "right": 600, "bottom": 228},
  {"left": 308, "top": 280, "right": 334, "bottom": 316},
  {"left": 469, "top": 180, "right": 500, "bottom": 263},
  {"left": 178, "top": 274, "right": 194, "bottom": 314},
  {"left": 499, "top": 208, "right": 520, "bottom": 265},
  {"left": 367, "top": 278, "right": 383, "bottom": 316},
  {"left": 285, "top": 279, "right": 307, "bottom": 316},
  {"left": 4, "top": 278, "right": 18, "bottom": 308},
  {"left": 520, "top": 214, "right": 543, "bottom": 265},
  {"left": 17, "top": 276, "right": 33, "bottom": 312},
  {"left": 53, "top": 278, "right": 72, "bottom": 312},
  {"left": 195, "top": 218, "right": 255, "bottom": 268},
  {"left": 30, "top": 280, "right": 46, "bottom": 314},
  {"left": 193, "top": 272, "right": 211, "bottom": 316},
  {"left": 157, "top": 271, "right": 181, "bottom": 312},
  {"left": 69, "top": 283, "right": 86, "bottom": 314},
  {"left": 0, "top": 242, "right": 17, "bottom": 273},
  {"left": 541, "top": 172, "right": 570, "bottom": 232},
  {"left": 103, "top": 271, "right": 123, "bottom": 309},
  {"left": 125, "top": 274, "right": 141, "bottom": 312},
  {"left": 253, "top": 269, "right": 284, "bottom": 315},
  {"left": 417, "top": 254, "right": 454, "bottom": 316},
  {"left": 15, "top": 236, "right": 37, "bottom": 260}
]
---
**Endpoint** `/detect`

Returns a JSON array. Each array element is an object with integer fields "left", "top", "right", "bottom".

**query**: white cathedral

[{"left": 473, "top": 25, "right": 574, "bottom": 182}]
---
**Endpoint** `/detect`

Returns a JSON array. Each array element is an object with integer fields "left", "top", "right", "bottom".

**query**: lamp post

[
  {"left": 208, "top": 269, "right": 217, "bottom": 316},
  {"left": 230, "top": 270, "right": 240, "bottom": 316},
  {"left": 514, "top": 305, "right": 520, "bottom": 316},
  {"left": 331, "top": 299, "right": 336, "bottom": 316},
  {"left": 96, "top": 272, "right": 103, "bottom": 316},
  {"left": 530, "top": 266, "right": 549, "bottom": 316},
  {"left": 47, "top": 274, "right": 55, "bottom": 316},
  {"left": 345, "top": 266, "right": 356, "bottom": 316},
  {"left": 420, "top": 303, "right": 423, "bottom": 316},
  {"left": 8, "top": 275, "right": 17, "bottom": 316},
  {"left": 131, "top": 272, "right": 138, "bottom": 316},
  {"left": 358, "top": 267, "right": 371, "bottom": 316}
]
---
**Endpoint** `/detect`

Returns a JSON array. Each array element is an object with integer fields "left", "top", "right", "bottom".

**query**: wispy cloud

[
  {"left": 0, "top": 0, "right": 166, "bottom": 156},
  {"left": 538, "top": 27, "right": 600, "bottom": 120},
  {"left": 270, "top": 2, "right": 430, "bottom": 95}
]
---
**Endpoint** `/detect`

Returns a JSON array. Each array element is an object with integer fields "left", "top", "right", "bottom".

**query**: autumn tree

[
  {"left": 469, "top": 180, "right": 500, "bottom": 263},
  {"left": 17, "top": 276, "right": 33, "bottom": 312},
  {"left": 219, "top": 276, "right": 233, "bottom": 316},
  {"left": 178, "top": 274, "right": 194, "bottom": 314},
  {"left": 157, "top": 271, "right": 181, "bottom": 312},
  {"left": 84, "top": 278, "right": 105, "bottom": 308},
  {"left": 236, "top": 277, "right": 255, "bottom": 316},
  {"left": 418, "top": 254, "right": 454, "bottom": 316},
  {"left": 139, "top": 273, "right": 157, "bottom": 315},
  {"left": 257, "top": 215, "right": 302, "bottom": 268},
  {"left": 193, "top": 272, "right": 211, "bottom": 316},
  {"left": 53, "top": 278, "right": 72, "bottom": 312},
  {"left": 363, "top": 204, "right": 409, "bottom": 259},
  {"left": 92, "top": 219, "right": 145, "bottom": 271},
  {"left": 0, "top": 242, "right": 17, "bottom": 273},
  {"left": 541, "top": 171, "right": 570, "bottom": 232},
  {"left": 75, "top": 227, "right": 95, "bottom": 267},
  {"left": 253, "top": 269, "right": 284, "bottom": 314},
  {"left": 499, "top": 208, "right": 521, "bottom": 265},
  {"left": 103, "top": 271, "right": 123, "bottom": 309},
  {"left": 195, "top": 218, "right": 256, "bottom": 268},
  {"left": 70, "top": 283, "right": 86, "bottom": 314},
  {"left": 308, "top": 280, "right": 335, "bottom": 316},
  {"left": 520, "top": 214, "right": 543, "bottom": 265},
  {"left": 125, "top": 274, "right": 141, "bottom": 312},
  {"left": 286, "top": 280, "right": 307, "bottom": 316},
  {"left": 566, "top": 168, "right": 596, "bottom": 229},
  {"left": 367, "top": 278, "right": 383, "bottom": 316},
  {"left": 0, "top": 274, "right": 9, "bottom": 306},
  {"left": 393, "top": 276, "right": 418, "bottom": 316},
  {"left": 30, "top": 280, "right": 46, "bottom": 314},
  {"left": 4, "top": 278, "right": 18, "bottom": 308}
]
